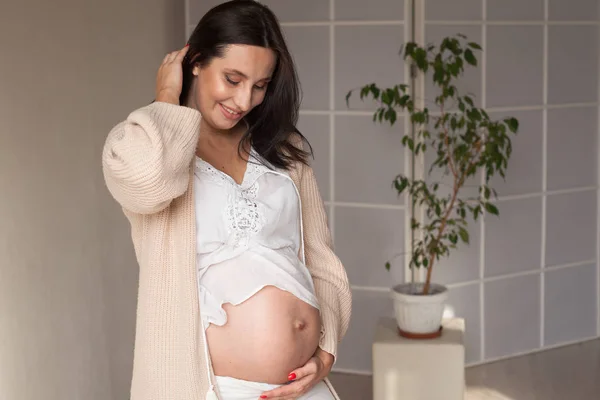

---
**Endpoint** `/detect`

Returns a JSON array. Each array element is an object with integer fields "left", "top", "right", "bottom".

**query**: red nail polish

[
  {"left": 260, "top": 396, "right": 267, "bottom": 399},
  {"left": 288, "top": 373, "right": 297, "bottom": 380}
]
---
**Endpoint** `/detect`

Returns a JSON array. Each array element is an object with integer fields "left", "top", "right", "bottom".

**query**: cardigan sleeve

[
  {"left": 102, "top": 102, "right": 201, "bottom": 214},
  {"left": 299, "top": 163, "right": 352, "bottom": 361}
]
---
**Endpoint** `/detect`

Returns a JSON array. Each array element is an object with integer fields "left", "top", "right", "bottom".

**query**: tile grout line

[
  {"left": 424, "top": 20, "right": 600, "bottom": 26},
  {"left": 494, "top": 186, "right": 599, "bottom": 202},
  {"left": 465, "top": 334, "right": 600, "bottom": 368},
  {"left": 184, "top": 0, "right": 190, "bottom": 41},
  {"left": 597, "top": 4, "right": 600, "bottom": 338},
  {"left": 299, "top": 101, "right": 599, "bottom": 116},
  {"left": 350, "top": 258, "right": 598, "bottom": 292},
  {"left": 323, "top": 201, "right": 405, "bottom": 210},
  {"left": 185, "top": 21, "right": 600, "bottom": 34},
  {"left": 540, "top": 0, "right": 549, "bottom": 349},
  {"left": 479, "top": 0, "right": 487, "bottom": 363},
  {"left": 414, "top": 0, "right": 426, "bottom": 284},
  {"left": 282, "top": 20, "right": 404, "bottom": 27},
  {"left": 404, "top": 0, "right": 417, "bottom": 283},
  {"left": 321, "top": 185, "right": 598, "bottom": 210},
  {"left": 328, "top": 0, "right": 336, "bottom": 244},
  {"left": 351, "top": 285, "right": 391, "bottom": 293}
]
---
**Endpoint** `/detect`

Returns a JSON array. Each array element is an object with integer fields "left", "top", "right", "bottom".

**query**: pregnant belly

[{"left": 206, "top": 286, "right": 321, "bottom": 384}]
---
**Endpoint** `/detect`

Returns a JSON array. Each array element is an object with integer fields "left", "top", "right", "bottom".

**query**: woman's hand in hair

[{"left": 155, "top": 45, "right": 189, "bottom": 105}]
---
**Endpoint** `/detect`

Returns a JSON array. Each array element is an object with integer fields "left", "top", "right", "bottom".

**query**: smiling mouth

[{"left": 221, "top": 104, "right": 242, "bottom": 117}]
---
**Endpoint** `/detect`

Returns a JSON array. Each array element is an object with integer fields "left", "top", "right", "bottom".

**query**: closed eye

[
  {"left": 225, "top": 75, "right": 240, "bottom": 85},
  {"left": 226, "top": 73, "right": 268, "bottom": 91}
]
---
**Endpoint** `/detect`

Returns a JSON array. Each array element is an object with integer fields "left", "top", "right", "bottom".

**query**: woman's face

[{"left": 190, "top": 44, "right": 277, "bottom": 132}]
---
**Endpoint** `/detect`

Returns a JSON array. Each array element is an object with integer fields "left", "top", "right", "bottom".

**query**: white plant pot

[{"left": 391, "top": 282, "right": 449, "bottom": 336}]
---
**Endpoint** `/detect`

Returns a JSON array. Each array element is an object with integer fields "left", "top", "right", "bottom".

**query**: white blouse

[{"left": 194, "top": 149, "right": 320, "bottom": 330}]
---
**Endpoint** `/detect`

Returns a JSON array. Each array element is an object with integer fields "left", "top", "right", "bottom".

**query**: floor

[{"left": 328, "top": 338, "right": 600, "bottom": 399}]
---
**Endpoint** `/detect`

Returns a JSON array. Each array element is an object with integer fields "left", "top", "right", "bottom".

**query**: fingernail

[
  {"left": 185, "top": 43, "right": 189, "bottom": 47},
  {"left": 260, "top": 396, "right": 267, "bottom": 399},
  {"left": 288, "top": 373, "right": 297, "bottom": 380}
]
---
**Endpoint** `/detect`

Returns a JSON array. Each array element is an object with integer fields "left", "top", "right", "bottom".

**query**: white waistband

[{"left": 214, "top": 376, "right": 334, "bottom": 400}]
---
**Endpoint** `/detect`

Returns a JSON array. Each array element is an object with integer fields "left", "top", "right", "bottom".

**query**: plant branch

[
  {"left": 422, "top": 124, "right": 484, "bottom": 295},
  {"left": 439, "top": 101, "right": 458, "bottom": 181},
  {"left": 422, "top": 180, "right": 459, "bottom": 294}
]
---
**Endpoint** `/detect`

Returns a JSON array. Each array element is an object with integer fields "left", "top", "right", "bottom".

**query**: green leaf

[
  {"left": 464, "top": 49, "right": 477, "bottom": 66},
  {"left": 370, "top": 84, "right": 381, "bottom": 99},
  {"left": 385, "top": 262, "right": 391, "bottom": 271},
  {"left": 398, "top": 95, "right": 411, "bottom": 107},
  {"left": 468, "top": 108, "right": 482, "bottom": 121},
  {"left": 389, "top": 108, "right": 397, "bottom": 125},
  {"left": 382, "top": 90, "right": 391, "bottom": 105},
  {"left": 505, "top": 117, "right": 519, "bottom": 133},
  {"left": 458, "top": 227, "right": 469, "bottom": 244},
  {"left": 485, "top": 202, "right": 499, "bottom": 216},
  {"left": 345, "top": 91, "right": 352, "bottom": 107},
  {"left": 468, "top": 42, "right": 482, "bottom": 50},
  {"left": 451, "top": 117, "right": 457, "bottom": 131},
  {"left": 404, "top": 42, "right": 417, "bottom": 59},
  {"left": 394, "top": 177, "right": 409, "bottom": 194},
  {"left": 411, "top": 112, "right": 427, "bottom": 125},
  {"left": 360, "top": 86, "right": 369, "bottom": 99},
  {"left": 414, "top": 48, "right": 428, "bottom": 70},
  {"left": 449, "top": 62, "right": 460, "bottom": 77},
  {"left": 484, "top": 186, "right": 491, "bottom": 199},
  {"left": 449, "top": 233, "right": 458, "bottom": 245}
]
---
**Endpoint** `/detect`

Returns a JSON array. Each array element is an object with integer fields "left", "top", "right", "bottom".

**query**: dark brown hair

[{"left": 181, "top": 0, "right": 312, "bottom": 169}]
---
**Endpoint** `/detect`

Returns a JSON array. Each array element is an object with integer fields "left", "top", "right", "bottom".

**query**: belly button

[{"left": 295, "top": 320, "right": 307, "bottom": 331}]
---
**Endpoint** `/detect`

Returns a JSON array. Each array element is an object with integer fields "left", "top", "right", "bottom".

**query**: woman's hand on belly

[
  {"left": 206, "top": 286, "right": 322, "bottom": 384},
  {"left": 258, "top": 347, "right": 334, "bottom": 400}
]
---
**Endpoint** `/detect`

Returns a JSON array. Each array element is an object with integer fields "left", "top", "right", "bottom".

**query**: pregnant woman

[{"left": 101, "top": 1, "right": 351, "bottom": 400}]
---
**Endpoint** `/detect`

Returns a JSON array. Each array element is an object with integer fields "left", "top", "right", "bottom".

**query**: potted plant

[{"left": 346, "top": 35, "right": 519, "bottom": 338}]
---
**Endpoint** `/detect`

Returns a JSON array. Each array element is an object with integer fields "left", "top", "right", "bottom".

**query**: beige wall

[{"left": 0, "top": 1, "right": 184, "bottom": 398}]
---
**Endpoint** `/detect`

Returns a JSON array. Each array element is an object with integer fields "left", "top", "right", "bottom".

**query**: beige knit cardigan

[{"left": 102, "top": 102, "right": 352, "bottom": 400}]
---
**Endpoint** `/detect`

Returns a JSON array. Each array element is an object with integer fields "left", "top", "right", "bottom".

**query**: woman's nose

[{"left": 233, "top": 88, "right": 252, "bottom": 112}]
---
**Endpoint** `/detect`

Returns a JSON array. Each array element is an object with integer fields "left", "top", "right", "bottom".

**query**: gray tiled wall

[
  {"left": 424, "top": 0, "right": 599, "bottom": 368},
  {"left": 186, "top": 0, "right": 599, "bottom": 373}
]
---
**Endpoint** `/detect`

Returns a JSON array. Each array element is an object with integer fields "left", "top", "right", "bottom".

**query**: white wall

[
  {"left": 188, "top": 0, "right": 600, "bottom": 374},
  {"left": 0, "top": 1, "right": 184, "bottom": 399}
]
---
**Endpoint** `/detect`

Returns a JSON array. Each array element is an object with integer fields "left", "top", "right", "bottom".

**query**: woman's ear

[{"left": 192, "top": 65, "right": 200, "bottom": 76}]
